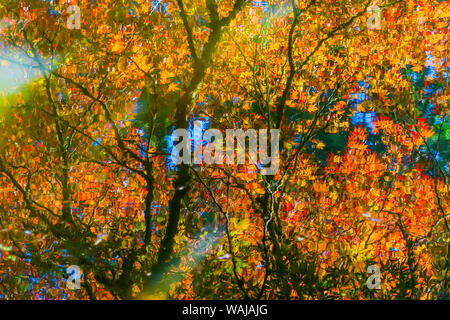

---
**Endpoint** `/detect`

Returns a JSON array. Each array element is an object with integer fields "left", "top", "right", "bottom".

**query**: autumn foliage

[{"left": 0, "top": 0, "right": 448, "bottom": 299}]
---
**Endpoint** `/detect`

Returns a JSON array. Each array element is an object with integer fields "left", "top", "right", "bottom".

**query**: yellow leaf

[
  {"left": 112, "top": 41, "right": 125, "bottom": 53},
  {"left": 238, "top": 219, "right": 250, "bottom": 231},
  {"left": 160, "top": 70, "right": 175, "bottom": 83},
  {"left": 167, "top": 82, "right": 179, "bottom": 92}
]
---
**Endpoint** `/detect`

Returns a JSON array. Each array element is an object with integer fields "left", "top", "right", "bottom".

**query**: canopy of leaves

[{"left": 0, "top": 0, "right": 448, "bottom": 300}]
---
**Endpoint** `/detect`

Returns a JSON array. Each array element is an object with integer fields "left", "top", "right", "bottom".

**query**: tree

[{"left": 0, "top": 0, "right": 448, "bottom": 299}]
